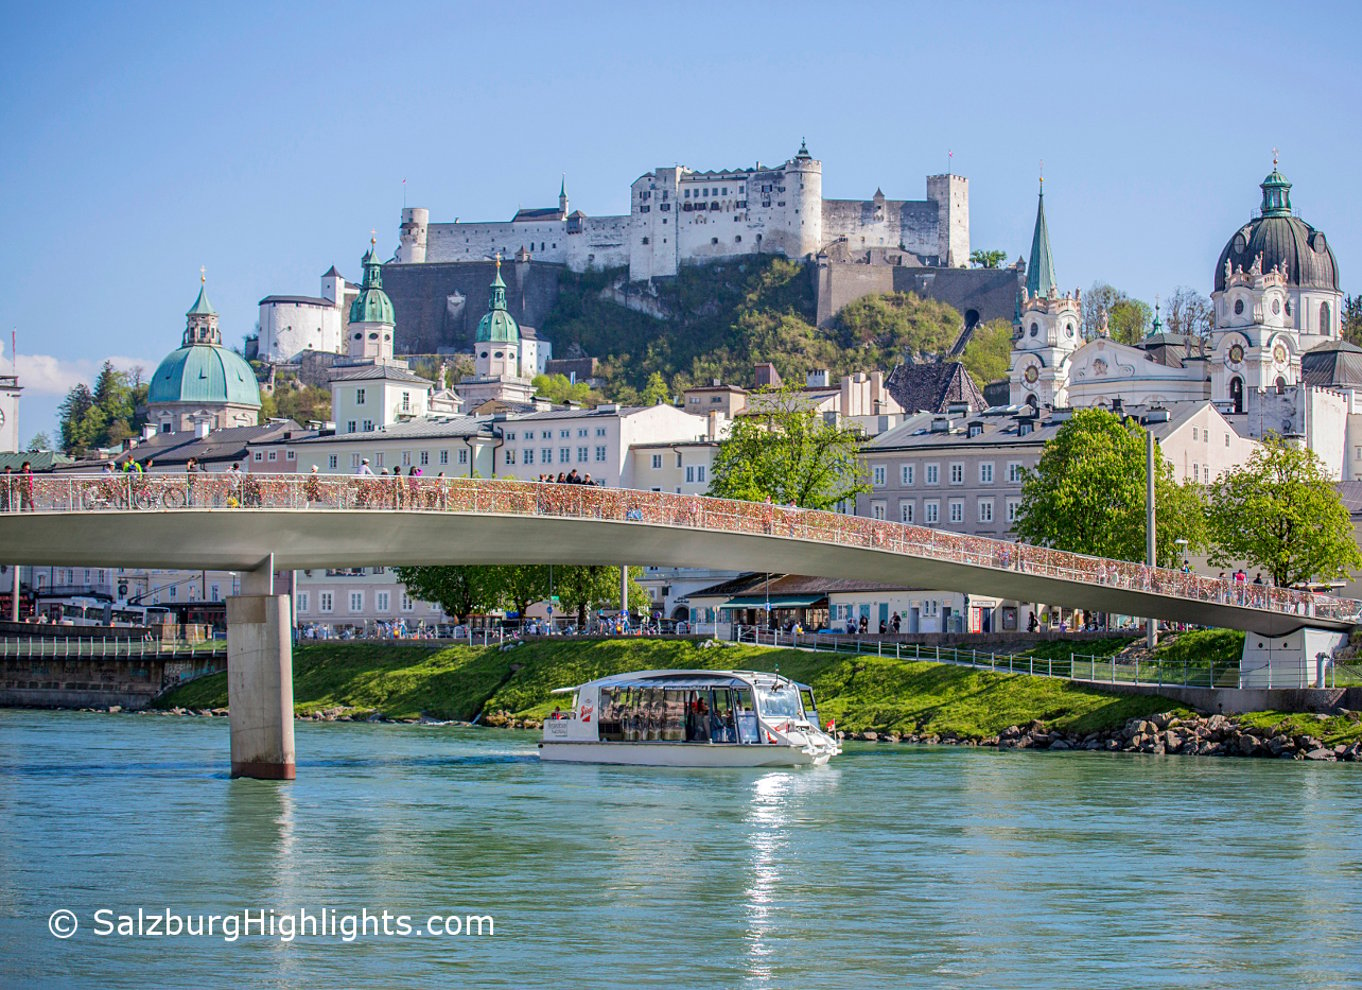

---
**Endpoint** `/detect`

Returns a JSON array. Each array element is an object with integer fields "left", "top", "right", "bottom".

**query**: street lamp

[{"left": 1175, "top": 537, "right": 1190, "bottom": 571}]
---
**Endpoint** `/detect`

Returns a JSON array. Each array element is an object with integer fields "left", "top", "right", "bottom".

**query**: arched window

[
  {"left": 1275, "top": 376, "right": 1287, "bottom": 395},
  {"left": 1229, "top": 376, "right": 1244, "bottom": 414},
  {"left": 1025, "top": 394, "right": 1038, "bottom": 409},
  {"left": 1321, "top": 301, "right": 1332, "bottom": 334}
]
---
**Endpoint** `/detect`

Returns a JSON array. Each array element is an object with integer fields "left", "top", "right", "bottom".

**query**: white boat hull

[{"left": 538, "top": 741, "right": 833, "bottom": 767}]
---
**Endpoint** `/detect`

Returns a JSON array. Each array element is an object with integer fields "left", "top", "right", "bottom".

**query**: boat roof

[{"left": 553, "top": 669, "right": 811, "bottom": 693}]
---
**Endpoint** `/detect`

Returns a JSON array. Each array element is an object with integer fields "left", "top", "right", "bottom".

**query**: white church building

[{"left": 1009, "top": 164, "right": 1361, "bottom": 479}]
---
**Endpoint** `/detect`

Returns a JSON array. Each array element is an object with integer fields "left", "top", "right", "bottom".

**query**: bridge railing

[{"left": 9, "top": 473, "right": 1362, "bottom": 625}]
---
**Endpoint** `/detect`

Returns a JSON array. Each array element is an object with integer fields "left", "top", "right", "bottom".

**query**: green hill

[
  {"left": 541, "top": 259, "right": 988, "bottom": 401},
  {"left": 156, "top": 639, "right": 1171, "bottom": 738}
]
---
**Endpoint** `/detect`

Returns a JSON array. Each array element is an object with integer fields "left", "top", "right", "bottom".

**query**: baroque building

[
  {"left": 147, "top": 276, "right": 261, "bottom": 433},
  {"left": 395, "top": 142, "right": 968, "bottom": 282}
]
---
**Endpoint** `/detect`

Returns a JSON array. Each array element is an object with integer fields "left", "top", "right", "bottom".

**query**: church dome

[
  {"left": 1214, "top": 168, "right": 1338, "bottom": 293},
  {"left": 148, "top": 344, "right": 261, "bottom": 407},
  {"left": 348, "top": 242, "right": 395, "bottom": 325},
  {"left": 475, "top": 257, "right": 520, "bottom": 344},
  {"left": 148, "top": 279, "right": 261, "bottom": 408}
]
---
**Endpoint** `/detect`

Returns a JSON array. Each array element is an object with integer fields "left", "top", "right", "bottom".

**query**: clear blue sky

[{"left": 2, "top": 0, "right": 1360, "bottom": 442}]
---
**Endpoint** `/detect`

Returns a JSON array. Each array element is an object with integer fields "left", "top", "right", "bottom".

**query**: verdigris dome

[
  {"left": 148, "top": 281, "right": 261, "bottom": 408},
  {"left": 348, "top": 242, "right": 394, "bottom": 325},
  {"left": 148, "top": 344, "right": 261, "bottom": 407},
  {"left": 1215, "top": 168, "right": 1338, "bottom": 293},
  {"left": 475, "top": 257, "right": 519, "bottom": 343}
]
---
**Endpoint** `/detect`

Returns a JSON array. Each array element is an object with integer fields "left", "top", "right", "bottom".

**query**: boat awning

[{"left": 719, "top": 594, "right": 827, "bottom": 610}]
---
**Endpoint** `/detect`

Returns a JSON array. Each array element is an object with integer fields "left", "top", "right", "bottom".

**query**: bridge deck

[{"left": 0, "top": 474, "right": 1355, "bottom": 637}]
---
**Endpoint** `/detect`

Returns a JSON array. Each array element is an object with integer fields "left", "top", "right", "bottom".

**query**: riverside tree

[
  {"left": 1013, "top": 408, "right": 1207, "bottom": 566},
  {"left": 393, "top": 565, "right": 500, "bottom": 623},
  {"left": 1206, "top": 434, "right": 1362, "bottom": 587},
  {"left": 707, "top": 383, "right": 870, "bottom": 510}
]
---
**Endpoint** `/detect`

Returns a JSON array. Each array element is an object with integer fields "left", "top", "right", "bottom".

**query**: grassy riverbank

[{"left": 155, "top": 639, "right": 1181, "bottom": 737}]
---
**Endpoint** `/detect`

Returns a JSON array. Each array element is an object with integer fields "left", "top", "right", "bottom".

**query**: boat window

[
  {"left": 755, "top": 683, "right": 801, "bottom": 719},
  {"left": 799, "top": 688, "right": 818, "bottom": 721}
]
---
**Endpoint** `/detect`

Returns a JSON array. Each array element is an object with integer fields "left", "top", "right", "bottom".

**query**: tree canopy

[
  {"left": 258, "top": 383, "right": 331, "bottom": 424},
  {"left": 707, "top": 383, "right": 870, "bottom": 510},
  {"left": 970, "top": 249, "right": 1008, "bottom": 269},
  {"left": 958, "top": 319, "right": 1013, "bottom": 384},
  {"left": 58, "top": 361, "right": 148, "bottom": 455},
  {"left": 392, "top": 564, "right": 649, "bottom": 626},
  {"left": 1013, "top": 408, "right": 1207, "bottom": 566},
  {"left": 532, "top": 373, "right": 603, "bottom": 406},
  {"left": 1342, "top": 294, "right": 1362, "bottom": 348},
  {"left": 1206, "top": 434, "right": 1362, "bottom": 587}
]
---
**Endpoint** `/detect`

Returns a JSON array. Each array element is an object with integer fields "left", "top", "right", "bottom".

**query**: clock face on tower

[
  {"left": 1273, "top": 343, "right": 1288, "bottom": 365},
  {"left": 1228, "top": 344, "right": 1245, "bottom": 365},
  {"left": 1024, "top": 365, "right": 1039, "bottom": 384}
]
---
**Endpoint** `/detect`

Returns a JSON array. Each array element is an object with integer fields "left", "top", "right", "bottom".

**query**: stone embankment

[{"left": 847, "top": 711, "right": 1362, "bottom": 762}]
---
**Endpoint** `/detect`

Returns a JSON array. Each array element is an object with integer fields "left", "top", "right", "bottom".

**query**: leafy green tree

[
  {"left": 58, "top": 383, "right": 98, "bottom": 455},
  {"left": 708, "top": 383, "right": 870, "bottom": 510},
  {"left": 640, "top": 371, "right": 670, "bottom": 406},
  {"left": 486, "top": 565, "right": 552, "bottom": 623},
  {"left": 1014, "top": 408, "right": 1207, "bottom": 566},
  {"left": 959, "top": 319, "right": 1013, "bottom": 384},
  {"left": 57, "top": 362, "right": 149, "bottom": 454},
  {"left": 555, "top": 565, "right": 649, "bottom": 626},
  {"left": 835, "top": 291, "right": 961, "bottom": 360},
  {"left": 1107, "top": 298, "right": 1153, "bottom": 344},
  {"left": 1206, "top": 434, "right": 1362, "bottom": 587},
  {"left": 532, "top": 373, "right": 602, "bottom": 406},
  {"left": 970, "top": 249, "right": 1008, "bottom": 269},
  {"left": 259, "top": 383, "right": 331, "bottom": 424},
  {"left": 392, "top": 565, "right": 500, "bottom": 622},
  {"left": 1342, "top": 294, "right": 1362, "bottom": 348},
  {"left": 25, "top": 432, "right": 53, "bottom": 452}
]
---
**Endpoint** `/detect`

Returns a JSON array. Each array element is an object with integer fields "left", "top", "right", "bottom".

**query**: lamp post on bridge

[{"left": 1146, "top": 429, "right": 1157, "bottom": 650}]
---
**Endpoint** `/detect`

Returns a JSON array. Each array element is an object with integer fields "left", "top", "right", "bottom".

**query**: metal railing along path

[
  {"left": 4, "top": 473, "right": 1360, "bottom": 628},
  {"left": 0, "top": 636, "right": 226, "bottom": 660},
  {"left": 732, "top": 628, "right": 1273, "bottom": 690}
]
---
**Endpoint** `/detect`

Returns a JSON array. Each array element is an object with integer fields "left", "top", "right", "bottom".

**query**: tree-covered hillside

[{"left": 541, "top": 259, "right": 994, "bottom": 401}]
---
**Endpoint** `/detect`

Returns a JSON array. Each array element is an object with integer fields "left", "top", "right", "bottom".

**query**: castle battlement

[{"left": 395, "top": 143, "right": 968, "bottom": 282}]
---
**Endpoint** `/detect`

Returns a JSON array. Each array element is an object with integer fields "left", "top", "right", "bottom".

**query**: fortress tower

[
  {"left": 786, "top": 139, "right": 824, "bottom": 259},
  {"left": 926, "top": 173, "right": 969, "bottom": 268},
  {"left": 398, "top": 208, "right": 429, "bottom": 264}
]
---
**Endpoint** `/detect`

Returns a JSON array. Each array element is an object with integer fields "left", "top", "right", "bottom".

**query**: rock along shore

[{"left": 77, "top": 705, "right": 1362, "bottom": 763}]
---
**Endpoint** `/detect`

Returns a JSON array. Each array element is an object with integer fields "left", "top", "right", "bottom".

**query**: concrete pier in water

[{"left": 226, "top": 561, "right": 294, "bottom": 780}]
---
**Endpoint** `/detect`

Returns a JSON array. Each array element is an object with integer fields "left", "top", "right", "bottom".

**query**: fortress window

[
  {"left": 711, "top": 237, "right": 718, "bottom": 245},
  {"left": 642, "top": 237, "right": 649, "bottom": 245},
  {"left": 735, "top": 236, "right": 742, "bottom": 243}
]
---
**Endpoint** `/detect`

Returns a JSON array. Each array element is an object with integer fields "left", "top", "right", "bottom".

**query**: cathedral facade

[{"left": 1009, "top": 165, "right": 1357, "bottom": 478}]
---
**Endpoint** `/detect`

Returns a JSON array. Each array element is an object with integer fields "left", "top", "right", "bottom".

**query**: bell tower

[{"left": 1009, "top": 179, "right": 1081, "bottom": 410}]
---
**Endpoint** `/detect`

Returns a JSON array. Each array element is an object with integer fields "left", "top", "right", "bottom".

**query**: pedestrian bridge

[
  {"left": 2, "top": 473, "right": 1357, "bottom": 637},
  {"left": 4, "top": 474, "right": 1355, "bottom": 779}
]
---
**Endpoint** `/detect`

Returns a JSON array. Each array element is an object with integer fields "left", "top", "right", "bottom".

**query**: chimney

[
  {"left": 195, "top": 421, "right": 211, "bottom": 439},
  {"left": 806, "top": 369, "right": 830, "bottom": 388}
]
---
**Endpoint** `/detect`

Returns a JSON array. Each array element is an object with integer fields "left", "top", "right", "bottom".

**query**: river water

[{"left": 0, "top": 709, "right": 1358, "bottom": 989}]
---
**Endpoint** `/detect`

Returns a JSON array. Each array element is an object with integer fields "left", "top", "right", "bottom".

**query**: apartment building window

[
  {"left": 979, "top": 462, "right": 994, "bottom": 484},
  {"left": 458, "top": 450, "right": 468, "bottom": 465},
  {"left": 267, "top": 450, "right": 277, "bottom": 461},
  {"left": 253, "top": 451, "right": 263, "bottom": 462},
  {"left": 439, "top": 450, "right": 449, "bottom": 465},
  {"left": 505, "top": 449, "right": 517, "bottom": 465},
  {"left": 1192, "top": 427, "right": 1198, "bottom": 441},
  {"left": 696, "top": 465, "right": 706, "bottom": 482},
  {"left": 401, "top": 451, "right": 411, "bottom": 467},
  {"left": 978, "top": 499, "right": 994, "bottom": 523},
  {"left": 401, "top": 594, "right": 414, "bottom": 612},
  {"left": 356, "top": 388, "right": 366, "bottom": 405},
  {"left": 350, "top": 454, "right": 361, "bottom": 469},
  {"left": 541, "top": 448, "right": 552, "bottom": 464},
  {"left": 319, "top": 592, "right": 334, "bottom": 613},
  {"left": 577, "top": 446, "right": 589, "bottom": 461},
  {"left": 210, "top": 584, "right": 220, "bottom": 601},
  {"left": 686, "top": 466, "right": 696, "bottom": 483},
  {"left": 328, "top": 455, "right": 338, "bottom": 470},
  {"left": 362, "top": 420, "right": 374, "bottom": 432},
  {"left": 376, "top": 591, "right": 390, "bottom": 612},
  {"left": 925, "top": 464, "right": 939, "bottom": 485},
  {"left": 577, "top": 428, "right": 588, "bottom": 438},
  {"left": 595, "top": 427, "right": 607, "bottom": 437},
  {"left": 559, "top": 448, "right": 570, "bottom": 463},
  {"left": 419, "top": 451, "right": 429, "bottom": 466},
  {"left": 1007, "top": 499, "right": 1021, "bottom": 523},
  {"left": 949, "top": 463, "right": 964, "bottom": 485},
  {"left": 375, "top": 453, "right": 384, "bottom": 468},
  {"left": 949, "top": 500, "right": 964, "bottom": 524},
  {"left": 297, "top": 592, "right": 309, "bottom": 612},
  {"left": 348, "top": 592, "right": 363, "bottom": 612},
  {"left": 559, "top": 429, "right": 570, "bottom": 439},
  {"left": 1192, "top": 463, "right": 1199, "bottom": 481},
  {"left": 900, "top": 501, "right": 914, "bottom": 524},
  {"left": 924, "top": 500, "right": 940, "bottom": 524},
  {"left": 651, "top": 454, "right": 662, "bottom": 469},
  {"left": 541, "top": 430, "right": 552, "bottom": 440},
  {"left": 595, "top": 446, "right": 606, "bottom": 462},
  {"left": 872, "top": 465, "right": 887, "bottom": 487},
  {"left": 900, "top": 464, "right": 914, "bottom": 486},
  {"left": 676, "top": 452, "right": 683, "bottom": 468},
  {"left": 1007, "top": 462, "right": 1024, "bottom": 483},
  {"left": 347, "top": 421, "right": 357, "bottom": 433},
  {"left": 524, "top": 449, "right": 534, "bottom": 464}
]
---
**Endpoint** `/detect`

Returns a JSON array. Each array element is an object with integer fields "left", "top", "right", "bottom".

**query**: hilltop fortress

[{"left": 396, "top": 142, "right": 970, "bottom": 282}]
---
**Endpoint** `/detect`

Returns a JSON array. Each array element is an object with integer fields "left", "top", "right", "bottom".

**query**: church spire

[
  {"left": 559, "top": 174, "right": 568, "bottom": 217},
  {"left": 1026, "top": 177, "right": 1057, "bottom": 298},
  {"left": 183, "top": 267, "right": 220, "bottom": 346}
]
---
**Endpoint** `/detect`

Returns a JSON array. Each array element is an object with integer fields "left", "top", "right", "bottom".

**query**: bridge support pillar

[
  {"left": 227, "top": 561, "right": 294, "bottom": 780},
  {"left": 1239, "top": 628, "right": 1346, "bottom": 689}
]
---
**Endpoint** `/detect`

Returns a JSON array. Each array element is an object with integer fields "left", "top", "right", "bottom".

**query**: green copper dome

[
  {"left": 475, "top": 258, "right": 519, "bottom": 344},
  {"left": 148, "top": 344, "right": 261, "bottom": 407},
  {"left": 348, "top": 241, "right": 395, "bottom": 325}
]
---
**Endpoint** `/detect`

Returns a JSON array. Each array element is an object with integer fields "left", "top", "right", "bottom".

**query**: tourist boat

[{"left": 538, "top": 669, "right": 841, "bottom": 767}]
